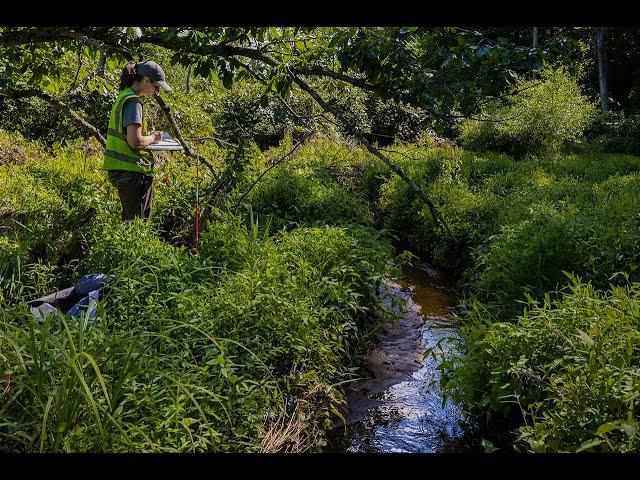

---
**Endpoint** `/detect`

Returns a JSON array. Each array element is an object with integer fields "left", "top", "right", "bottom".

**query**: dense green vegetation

[
  {"left": 460, "top": 68, "right": 596, "bottom": 157},
  {"left": 0, "top": 129, "right": 398, "bottom": 451},
  {"left": 369, "top": 139, "right": 640, "bottom": 450},
  {"left": 4, "top": 121, "right": 639, "bottom": 451},
  {"left": 443, "top": 278, "right": 640, "bottom": 453},
  {"left": 2, "top": 26, "right": 640, "bottom": 453}
]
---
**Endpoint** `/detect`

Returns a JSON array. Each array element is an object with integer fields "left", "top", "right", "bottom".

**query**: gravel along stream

[{"left": 326, "top": 263, "right": 482, "bottom": 453}]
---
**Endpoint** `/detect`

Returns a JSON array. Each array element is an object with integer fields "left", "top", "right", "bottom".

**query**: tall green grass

[{"left": 0, "top": 130, "right": 395, "bottom": 452}]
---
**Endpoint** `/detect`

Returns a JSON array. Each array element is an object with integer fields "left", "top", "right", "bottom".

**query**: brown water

[{"left": 325, "top": 262, "right": 481, "bottom": 453}]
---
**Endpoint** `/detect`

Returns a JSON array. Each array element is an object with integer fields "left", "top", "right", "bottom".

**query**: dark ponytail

[{"left": 119, "top": 61, "right": 143, "bottom": 90}]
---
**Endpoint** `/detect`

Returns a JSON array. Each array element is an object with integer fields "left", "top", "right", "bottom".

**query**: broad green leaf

[
  {"left": 576, "top": 329, "right": 595, "bottom": 347},
  {"left": 481, "top": 439, "right": 497, "bottom": 453},
  {"left": 621, "top": 423, "right": 637, "bottom": 439},
  {"left": 576, "top": 438, "right": 603, "bottom": 452},
  {"left": 596, "top": 422, "right": 620, "bottom": 436}
]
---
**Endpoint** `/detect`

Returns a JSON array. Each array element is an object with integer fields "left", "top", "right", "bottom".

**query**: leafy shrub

[
  {"left": 467, "top": 173, "right": 640, "bottom": 316},
  {"left": 0, "top": 218, "right": 392, "bottom": 452},
  {"left": 248, "top": 167, "right": 371, "bottom": 229},
  {"left": 0, "top": 131, "right": 114, "bottom": 301},
  {"left": 584, "top": 111, "right": 640, "bottom": 156},
  {"left": 375, "top": 140, "right": 640, "bottom": 314},
  {"left": 441, "top": 278, "right": 640, "bottom": 452},
  {"left": 378, "top": 144, "right": 490, "bottom": 271},
  {"left": 0, "top": 131, "right": 395, "bottom": 452},
  {"left": 324, "top": 82, "right": 431, "bottom": 146},
  {"left": 364, "top": 97, "right": 425, "bottom": 146},
  {"left": 469, "top": 203, "right": 589, "bottom": 315},
  {"left": 207, "top": 81, "right": 316, "bottom": 150},
  {"left": 460, "top": 68, "right": 596, "bottom": 157},
  {"left": 427, "top": 178, "right": 502, "bottom": 272},
  {"left": 245, "top": 139, "right": 374, "bottom": 229},
  {"left": 0, "top": 91, "right": 115, "bottom": 148}
]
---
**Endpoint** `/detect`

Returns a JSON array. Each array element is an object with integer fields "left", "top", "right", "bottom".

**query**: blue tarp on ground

[{"left": 29, "top": 273, "right": 114, "bottom": 321}]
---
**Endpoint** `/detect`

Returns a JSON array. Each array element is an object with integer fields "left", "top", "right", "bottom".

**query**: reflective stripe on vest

[
  {"left": 107, "top": 128, "right": 126, "bottom": 140},
  {"left": 103, "top": 87, "right": 153, "bottom": 173}
]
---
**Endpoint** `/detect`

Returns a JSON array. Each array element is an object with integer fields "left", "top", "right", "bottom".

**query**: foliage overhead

[{"left": 0, "top": 26, "right": 561, "bottom": 128}]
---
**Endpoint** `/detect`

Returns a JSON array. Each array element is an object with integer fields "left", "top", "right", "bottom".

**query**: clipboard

[{"left": 146, "top": 132, "right": 184, "bottom": 151}]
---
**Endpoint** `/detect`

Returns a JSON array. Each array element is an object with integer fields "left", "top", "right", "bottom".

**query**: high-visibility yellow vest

[{"left": 103, "top": 87, "right": 154, "bottom": 173}]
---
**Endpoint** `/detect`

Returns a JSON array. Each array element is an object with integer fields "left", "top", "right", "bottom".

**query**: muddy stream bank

[{"left": 326, "top": 262, "right": 482, "bottom": 453}]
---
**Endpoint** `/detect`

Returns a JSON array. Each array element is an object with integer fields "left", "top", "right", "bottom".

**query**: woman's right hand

[{"left": 126, "top": 125, "right": 163, "bottom": 149}]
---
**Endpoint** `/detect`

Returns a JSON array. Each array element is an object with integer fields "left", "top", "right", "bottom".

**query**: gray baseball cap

[{"left": 136, "top": 61, "right": 172, "bottom": 91}]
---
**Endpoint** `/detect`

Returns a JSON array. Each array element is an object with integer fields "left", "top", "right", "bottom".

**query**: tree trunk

[
  {"left": 532, "top": 27, "right": 539, "bottom": 79},
  {"left": 596, "top": 27, "right": 610, "bottom": 112}
]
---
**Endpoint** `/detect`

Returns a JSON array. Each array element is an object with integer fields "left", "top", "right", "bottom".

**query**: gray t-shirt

[{"left": 122, "top": 99, "right": 143, "bottom": 131}]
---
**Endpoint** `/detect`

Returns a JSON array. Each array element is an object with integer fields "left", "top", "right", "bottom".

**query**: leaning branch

[
  {"left": 0, "top": 88, "right": 106, "bottom": 146},
  {"left": 287, "top": 71, "right": 455, "bottom": 240},
  {"left": 69, "top": 48, "right": 108, "bottom": 97},
  {"left": 472, "top": 81, "right": 542, "bottom": 110},
  {"left": 228, "top": 57, "right": 328, "bottom": 123},
  {"left": 152, "top": 94, "right": 218, "bottom": 176},
  {"left": 231, "top": 130, "right": 314, "bottom": 209},
  {"left": 0, "top": 28, "right": 134, "bottom": 60},
  {"left": 66, "top": 39, "right": 85, "bottom": 95},
  {"left": 0, "top": 27, "right": 81, "bottom": 45},
  {"left": 181, "top": 136, "right": 241, "bottom": 150}
]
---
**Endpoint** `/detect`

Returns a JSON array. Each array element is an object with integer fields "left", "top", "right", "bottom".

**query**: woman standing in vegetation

[{"left": 103, "top": 60, "right": 172, "bottom": 220}]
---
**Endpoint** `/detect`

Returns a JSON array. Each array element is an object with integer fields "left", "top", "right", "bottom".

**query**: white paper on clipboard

[{"left": 146, "top": 132, "right": 184, "bottom": 151}]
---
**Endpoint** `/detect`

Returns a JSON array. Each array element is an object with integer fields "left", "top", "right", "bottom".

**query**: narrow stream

[{"left": 326, "top": 262, "right": 482, "bottom": 453}]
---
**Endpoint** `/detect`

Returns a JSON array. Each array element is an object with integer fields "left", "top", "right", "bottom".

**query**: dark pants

[{"left": 107, "top": 170, "right": 154, "bottom": 221}]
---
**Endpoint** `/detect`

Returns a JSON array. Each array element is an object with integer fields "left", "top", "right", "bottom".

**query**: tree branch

[
  {"left": 228, "top": 57, "right": 328, "bottom": 124},
  {"left": 152, "top": 94, "right": 218, "bottom": 176},
  {"left": 66, "top": 39, "right": 85, "bottom": 95},
  {"left": 286, "top": 70, "right": 454, "bottom": 240},
  {"left": 69, "top": 48, "right": 107, "bottom": 97},
  {"left": 470, "top": 81, "right": 542, "bottom": 112},
  {"left": 0, "top": 88, "right": 106, "bottom": 146},
  {"left": 183, "top": 136, "right": 239, "bottom": 149},
  {"left": 82, "top": 36, "right": 134, "bottom": 61},
  {"left": 185, "top": 63, "right": 192, "bottom": 94},
  {"left": 0, "top": 27, "right": 82, "bottom": 45},
  {"left": 231, "top": 130, "right": 314, "bottom": 209},
  {"left": 0, "top": 28, "right": 134, "bottom": 60}
]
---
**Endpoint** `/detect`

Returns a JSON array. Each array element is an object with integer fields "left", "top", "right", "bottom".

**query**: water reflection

[{"left": 326, "top": 263, "right": 481, "bottom": 453}]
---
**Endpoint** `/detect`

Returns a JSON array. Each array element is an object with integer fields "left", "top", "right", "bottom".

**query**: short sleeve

[{"left": 122, "top": 99, "right": 143, "bottom": 129}]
